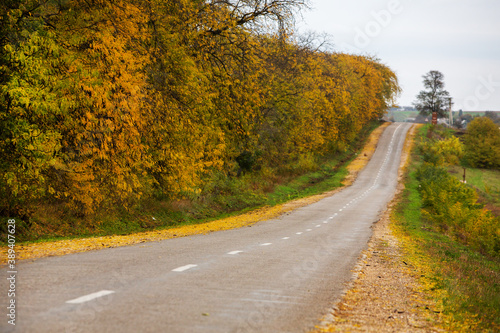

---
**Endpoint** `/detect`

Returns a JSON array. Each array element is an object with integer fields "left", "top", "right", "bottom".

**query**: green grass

[
  {"left": 393, "top": 138, "right": 500, "bottom": 332},
  {"left": 386, "top": 110, "right": 419, "bottom": 122},
  {"left": 448, "top": 165, "right": 500, "bottom": 215},
  {"left": 266, "top": 158, "right": 348, "bottom": 206}
]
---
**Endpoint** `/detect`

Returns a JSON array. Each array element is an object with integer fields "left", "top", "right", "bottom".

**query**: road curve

[{"left": 1, "top": 122, "right": 412, "bottom": 333}]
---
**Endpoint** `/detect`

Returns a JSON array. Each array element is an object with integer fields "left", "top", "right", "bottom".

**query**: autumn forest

[{"left": 1, "top": 0, "right": 400, "bottom": 238}]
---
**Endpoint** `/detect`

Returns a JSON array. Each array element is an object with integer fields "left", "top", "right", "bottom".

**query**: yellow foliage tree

[{"left": 1, "top": 0, "right": 401, "bottom": 229}]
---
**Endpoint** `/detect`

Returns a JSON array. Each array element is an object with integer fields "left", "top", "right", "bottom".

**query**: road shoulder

[{"left": 314, "top": 191, "right": 440, "bottom": 332}]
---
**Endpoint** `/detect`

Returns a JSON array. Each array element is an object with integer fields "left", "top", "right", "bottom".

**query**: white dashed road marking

[
  {"left": 227, "top": 251, "right": 243, "bottom": 255},
  {"left": 172, "top": 264, "right": 198, "bottom": 272},
  {"left": 66, "top": 290, "right": 115, "bottom": 304}
]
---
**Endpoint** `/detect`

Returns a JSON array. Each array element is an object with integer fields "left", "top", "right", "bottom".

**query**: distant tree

[
  {"left": 485, "top": 111, "right": 500, "bottom": 125},
  {"left": 413, "top": 70, "right": 451, "bottom": 118}
]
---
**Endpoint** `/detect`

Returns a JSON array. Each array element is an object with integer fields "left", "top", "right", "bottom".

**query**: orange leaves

[{"left": 32, "top": 0, "right": 152, "bottom": 215}]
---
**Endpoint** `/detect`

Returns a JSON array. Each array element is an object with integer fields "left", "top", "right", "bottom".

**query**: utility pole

[{"left": 448, "top": 97, "right": 453, "bottom": 127}]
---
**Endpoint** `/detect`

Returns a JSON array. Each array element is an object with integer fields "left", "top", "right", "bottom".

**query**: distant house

[{"left": 437, "top": 118, "right": 450, "bottom": 126}]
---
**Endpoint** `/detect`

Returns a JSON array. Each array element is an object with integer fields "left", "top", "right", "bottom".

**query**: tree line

[{"left": 1, "top": 0, "right": 400, "bottom": 222}]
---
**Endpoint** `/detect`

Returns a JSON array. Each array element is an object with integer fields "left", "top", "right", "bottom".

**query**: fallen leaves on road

[{"left": 9, "top": 191, "right": 341, "bottom": 263}]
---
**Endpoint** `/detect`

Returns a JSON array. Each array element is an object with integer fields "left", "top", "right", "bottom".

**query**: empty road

[{"left": 1, "top": 122, "right": 412, "bottom": 333}]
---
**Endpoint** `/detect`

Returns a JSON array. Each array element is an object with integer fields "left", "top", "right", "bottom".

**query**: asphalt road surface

[{"left": 1, "top": 122, "right": 412, "bottom": 333}]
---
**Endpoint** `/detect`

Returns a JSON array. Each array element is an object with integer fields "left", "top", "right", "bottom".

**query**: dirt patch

[{"left": 477, "top": 196, "right": 500, "bottom": 218}]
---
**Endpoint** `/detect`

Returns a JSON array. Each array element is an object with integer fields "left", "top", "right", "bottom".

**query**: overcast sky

[{"left": 297, "top": 0, "right": 500, "bottom": 111}]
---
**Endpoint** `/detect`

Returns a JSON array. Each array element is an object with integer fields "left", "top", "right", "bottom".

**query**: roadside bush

[
  {"left": 417, "top": 164, "right": 500, "bottom": 256},
  {"left": 288, "top": 152, "right": 318, "bottom": 173},
  {"left": 417, "top": 165, "right": 478, "bottom": 211},
  {"left": 201, "top": 173, "right": 266, "bottom": 213},
  {"left": 447, "top": 202, "right": 500, "bottom": 256},
  {"left": 418, "top": 134, "right": 463, "bottom": 166},
  {"left": 463, "top": 117, "right": 500, "bottom": 169}
]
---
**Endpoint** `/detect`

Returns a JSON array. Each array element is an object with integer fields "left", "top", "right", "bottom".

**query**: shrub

[
  {"left": 418, "top": 136, "right": 463, "bottom": 166},
  {"left": 463, "top": 117, "right": 500, "bottom": 169},
  {"left": 416, "top": 164, "right": 500, "bottom": 256}
]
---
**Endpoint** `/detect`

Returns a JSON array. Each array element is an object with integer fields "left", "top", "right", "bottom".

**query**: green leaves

[
  {"left": 415, "top": 128, "right": 500, "bottom": 256},
  {"left": 463, "top": 117, "right": 500, "bottom": 169},
  {"left": 414, "top": 70, "right": 451, "bottom": 118}
]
